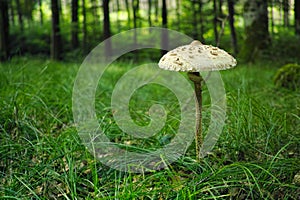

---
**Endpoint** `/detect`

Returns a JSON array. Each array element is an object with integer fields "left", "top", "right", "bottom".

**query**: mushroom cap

[{"left": 158, "top": 40, "right": 237, "bottom": 72}]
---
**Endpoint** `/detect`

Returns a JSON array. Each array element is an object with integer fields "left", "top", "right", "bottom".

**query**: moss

[{"left": 274, "top": 63, "right": 300, "bottom": 90}]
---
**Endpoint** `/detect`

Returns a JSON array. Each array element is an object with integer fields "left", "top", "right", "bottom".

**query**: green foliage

[{"left": 274, "top": 63, "right": 300, "bottom": 90}]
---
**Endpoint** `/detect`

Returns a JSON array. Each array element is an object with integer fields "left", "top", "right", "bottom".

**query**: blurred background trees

[{"left": 0, "top": 0, "right": 299, "bottom": 63}]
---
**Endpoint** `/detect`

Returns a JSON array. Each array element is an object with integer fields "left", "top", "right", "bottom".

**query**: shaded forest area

[{"left": 0, "top": 0, "right": 300, "bottom": 63}]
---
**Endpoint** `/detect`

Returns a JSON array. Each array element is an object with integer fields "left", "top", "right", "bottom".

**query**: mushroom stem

[{"left": 188, "top": 72, "right": 203, "bottom": 162}]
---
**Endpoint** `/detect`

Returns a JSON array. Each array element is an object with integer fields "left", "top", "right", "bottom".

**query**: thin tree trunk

[
  {"left": 213, "top": 0, "right": 219, "bottom": 45},
  {"left": 270, "top": 0, "right": 274, "bottom": 34},
  {"left": 116, "top": 0, "right": 121, "bottom": 31},
  {"left": 295, "top": 0, "right": 300, "bottom": 35},
  {"left": 283, "top": 0, "right": 289, "bottom": 27},
  {"left": 132, "top": 0, "right": 139, "bottom": 29},
  {"left": 227, "top": 0, "right": 238, "bottom": 55},
  {"left": 82, "top": 0, "right": 87, "bottom": 52},
  {"left": 162, "top": 0, "right": 167, "bottom": 28},
  {"left": 0, "top": 0, "right": 10, "bottom": 61},
  {"left": 51, "top": 0, "right": 61, "bottom": 60},
  {"left": 71, "top": 0, "right": 79, "bottom": 48},
  {"left": 161, "top": 0, "right": 168, "bottom": 56},
  {"left": 132, "top": 0, "right": 139, "bottom": 60},
  {"left": 38, "top": 0, "right": 43, "bottom": 25},
  {"left": 148, "top": 0, "right": 152, "bottom": 27},
  {"left": 125, "top": 0, "right": 131, "bottom": 28},
  {"left": 103, "top": 0, "right": 111, "bottom": 57}
]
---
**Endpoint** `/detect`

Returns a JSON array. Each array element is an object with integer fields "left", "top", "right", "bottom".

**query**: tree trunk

[
  {"left": 162, "top": 0, "right": 167, "bottom": 28},
  {"left": 270, "top": 0, "right": 275, "bottom": 34},
  {"left": 161, "top": 0, "right": 168, "bottom": 56},
  {"left": 116, "top": 0, "right": 121, "bottom": 31},
  {"left": 15, "top": 0, "right": 23, "bottom": 31},
  {"left": 51, "top": 0, "right": 61, "bottom": 60},
  {"left": 0, "top": 0, "right": 9, "bottom": 61},
  {"left": 227, "top": 0, "right": 238, "bottom": 55},
  {"left": 213, "top": 0, "right": 219, "bottom": 45},
  {"left": 103, "top": 0, "right": 111, "bottom": 57},
  {"left": 125, "top": 0, "right": 131, "bottom": 28},
  {"left": 295, "top": 0, "right": 300, "bottom": 35},
  {"left": 240, "top": 0, "right": 270, "bottom": 62},
  {"left": 132, "top": 0, "right": 139, "bottom": 29},
  {"left": 283, "top": 0, "right": 289, "bottom": 27},
  {"left": 38, "top": 0, "right": 43, "bottom": 25},
  {"left": 148, "top": 0, "right": 152, "bottom": 27},
  {"left": 82, "top": 0, "right": 87, "bottom": 52},
  {"left": 71, "top": 0, "right": 79, "bottom": 48}
]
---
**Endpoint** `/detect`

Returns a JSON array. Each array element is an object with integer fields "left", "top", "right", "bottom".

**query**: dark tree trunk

[
  {"left": 15, "top": 0, "right": 23, "bottom": 30},
  {"left": 103, "top": 0, "right": 111, "bottom": 57},
  {"left": 51, "top": 0, "right": 61, "bottom": 60},
  {"left": 116, "top": 0, "right": 120, "bottom": 31},
  {"left": 71, "top": 0, "right": 79, "bottom": 48},
  {"left": 295, "top": 0, "right": 300, "bottom": 35},
  {"left": 82, "top": 0, "right": 87, "bottom": 52},
  {"left": 162, "top": 0, "right": 167, "bottom": 28},
  {"left": 132, "top": 0, "right": 139, "bottom": 60},
  {"left": 125, "top": 0, "right": 131, "bottom": 27},
  {"left": 148, "top": 0, "right": 152, "bottom": 27},
  {"left": 0, "top": 0, "right": 9, "bottom": 61},
  {"left": 132, "top": 0, "right": 139, "bottom": 29},
  {"left": 227, "top": 0, "right": 238, "bottom": 55},
  {"left": 38, "top": 0, "right": 43, "bottom": 25},
  {"left": 161, "top": 0, "right": 168, "bottom": 56},
  {"left": 283, "top": 0, "right": 289, "bottom": 27},
  {"left": 240, "top": 0, "right": 270, "bottom": 62},
  {"left": 270, "top": 0, "right": 275, "bottom": 34},
  {"left": 213, "top": 0, "right": 219, "bottom": 45}
]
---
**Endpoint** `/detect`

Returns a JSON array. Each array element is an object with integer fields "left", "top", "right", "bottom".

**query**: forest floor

[{"left": 0, "top": 57, "right": 299, "bottom": 199}]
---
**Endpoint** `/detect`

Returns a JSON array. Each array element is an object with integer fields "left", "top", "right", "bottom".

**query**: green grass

[{"left": 0, "top": 58, "right": 299, "bottom": 199}]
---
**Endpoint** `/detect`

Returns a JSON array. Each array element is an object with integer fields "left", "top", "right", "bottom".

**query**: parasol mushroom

[{"left": 158, "top": 40, "right": 237, "bottom": 161}]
